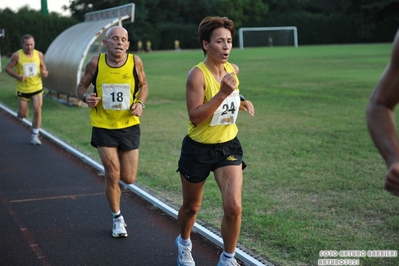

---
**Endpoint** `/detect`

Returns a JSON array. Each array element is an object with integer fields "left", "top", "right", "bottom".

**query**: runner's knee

[
  {"left": 182, "top": 202, "right": 201, "bottom": 217},
  {"left": 224, "top": 202, "right": 242, "bottom": 219}
]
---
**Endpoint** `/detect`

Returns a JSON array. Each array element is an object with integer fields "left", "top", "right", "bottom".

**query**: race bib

[
  {"left": 102, "top": 84, "right": 131, "bottom": 110},
  {"left": 210, "top": 93, "right": 240, "bottom": 126},
  {"left": 22, "top": 62, "right": 38, "bottom": 77}
]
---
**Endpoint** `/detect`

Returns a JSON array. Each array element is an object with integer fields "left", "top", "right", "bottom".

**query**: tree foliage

[
  {"left": 0, "top": 0, "right": 398, "bottom": 55},
  {"left": 61, "top": 0, "right": 269, "bottom": 49},
  {"left": 261, "top": 0, "right": 399, "bottom": 44},
  {"left": 345, "top": 0, "right": 399, "bottom": 40},
  {"left": 0, "top": 7, "right": 77, "bottom": 55}
]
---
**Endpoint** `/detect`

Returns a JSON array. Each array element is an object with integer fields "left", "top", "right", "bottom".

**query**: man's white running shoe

[
  {"left": 217, "top": 253, "right": 240, "bottom": 266},
  {"left": 175, "top": 237, "right": 195, "bottom": 266},
  {"left": 112, "top": 216, "right": 127, "bottom": 238},
  {"left": 31, "top": 134, "right": 41, "bottom": 145}
]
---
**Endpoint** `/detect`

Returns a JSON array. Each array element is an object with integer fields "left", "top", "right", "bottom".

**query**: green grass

[{"left": 1, "top": 43, "right": 399, "bottom": 266}]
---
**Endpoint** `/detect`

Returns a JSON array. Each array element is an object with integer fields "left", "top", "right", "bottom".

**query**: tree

[
  {"left": 219, "top": 0, "right": 268, "bottom": 29},
  {"left": 0, "top": 7, "right": 77, "bottom": 55},
  {"left": 346, "top": 0, "right": 399, "bottom": 40},
  {"left": 59, "top": 0, "right": 398, "bottom": 47}
]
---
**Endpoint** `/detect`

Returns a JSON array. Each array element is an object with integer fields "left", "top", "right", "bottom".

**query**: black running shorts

[
  {"left": 16, "top": 89, "right": 44, "bottom": 101},
  {"left": 177, "top": 135, "right": 246, "bottom": 183},
  {"left": 91, "top": 125, "right": 140, "bottom": 151}
]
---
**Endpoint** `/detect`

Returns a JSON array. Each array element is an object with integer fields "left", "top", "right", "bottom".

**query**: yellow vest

[
  {"left": 16, "top": 50, "right": 43, "bottom": 93},
  {"left": 187, "top": 62, "right": 240, "bottom": 144},
  {"left": 90, "top": 53, "right": 140, "bottom": 129}
]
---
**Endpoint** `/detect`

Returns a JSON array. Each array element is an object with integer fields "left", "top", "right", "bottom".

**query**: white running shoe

[
  {"left": 175, "top": 236, "right": 195, "bottom": 266},
  {"left": 217, "top": 253, "right": 240, "bottom": 266},
  {"left": 31, "top": 134, "right": 41, "bottom": 145},
  {"left": 112, "top": 216, "right": 127, "bottom": 238}
]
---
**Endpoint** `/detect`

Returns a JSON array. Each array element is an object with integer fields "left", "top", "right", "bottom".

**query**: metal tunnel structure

[{"left": 43, "top": 3, "right": 135, "bottom": 105}]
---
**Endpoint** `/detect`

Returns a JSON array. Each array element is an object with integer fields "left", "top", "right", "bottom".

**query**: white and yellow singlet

[
  {"left": 90, "top": 53, "right": 140, "bottom": 129},
  {"left": 15, "top": 49, "right": 43, "bottom": 93},
  {"left": 187, "top": 62, "right": 240, "bottom": 144}
]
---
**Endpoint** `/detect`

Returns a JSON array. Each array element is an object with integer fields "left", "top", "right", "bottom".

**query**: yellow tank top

[
  {"left": 90, "top": 53, "right": 140, "bottom": 129},
  {"left": 187, "top": 62, "right": 240, "bottom": 144},
  {"left": 16, "top": 50, "right": 43, "bottom": 93}
]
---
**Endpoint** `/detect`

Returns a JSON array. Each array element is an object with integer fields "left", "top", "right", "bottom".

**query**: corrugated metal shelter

[{"left": 43, "top": 3, "right": 135, "bottom": 105}]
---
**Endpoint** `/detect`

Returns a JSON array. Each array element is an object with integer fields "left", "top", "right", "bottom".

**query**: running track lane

[{"left": 0, "top": 109, "right": 225, "bottom": 266}]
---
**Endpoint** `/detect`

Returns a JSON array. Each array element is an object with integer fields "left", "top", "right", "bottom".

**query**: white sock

[
  {"left": 178, "top": 234, "right": 191, "bottom": 246},
  {"left": 32, "top": 128, "right": 40, "bottom": 134},
  {"left": 222, "top": 250, "right": 235, "bottom": 258}
]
